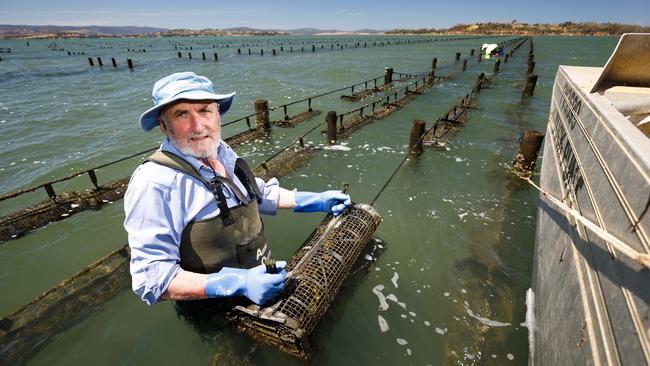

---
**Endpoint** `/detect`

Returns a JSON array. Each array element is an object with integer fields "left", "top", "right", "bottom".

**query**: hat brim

[{"left": 139, "top": 90, "right": 236, "bottom": 131}]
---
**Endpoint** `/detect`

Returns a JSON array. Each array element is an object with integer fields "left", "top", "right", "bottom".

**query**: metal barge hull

[{"left": 532, "top": 36, "right": 650, "bottom": 365}]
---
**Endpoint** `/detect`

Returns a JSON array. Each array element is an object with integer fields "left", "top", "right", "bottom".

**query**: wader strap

[
  {"left": 145, "top": 150, "right": 249, "bottom": 226},
  {"left": 234, "top": 158, "right": 263, "bottom": 199},
  {"left": 209, "top": 175, "right": 248, "bottom": 203},
  {"left": 146, "top": 150, "right": 209, "bottom": 188},
  {"left": 209, "top": 179, "right": 234, "bottom": 226}
]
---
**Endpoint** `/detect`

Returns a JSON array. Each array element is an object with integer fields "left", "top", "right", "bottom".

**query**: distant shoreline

[{"left": 1, "top": 21, "right": 648, "bottom": 40}]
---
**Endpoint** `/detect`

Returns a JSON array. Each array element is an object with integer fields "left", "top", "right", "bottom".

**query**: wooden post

[
  {"left": 504, "top": 54, "right": 509, "bottom": 63},
  {"left": 312, "top": 45, "right": 315, "bottom": 52},
  {"left": 455, "top": 52, "right": 461, "bottom": 61},
  {"left": 432, "top": 57, "right": 437, "bottom": 69},
  {"left": 201, "top": 52, "right": 205, "bottom": 60},
  {"left": 188, "top": 52, "right": 192, "bottom": 59},
  {"left": 512, "top": 130, "right": 545, "bottom": 177},
  {"left": 409, "top": 119, "right": 426, "bottom": 155},
  {"left": 248, "top": 49, "right": 251, "bottom": 55},
  {"left": 178, "top": 51, "right": 182, "bottom": 58},
  {"left": 523, "top": 74, "right": 538, "bottom": 96},
  {"left": 214, "top": 53, "right": 218, "bottom": 61},
  {"left": 326, "top": 111, "right": 338, "bottom": 144},
  {"left": 462, "top": 59, "right": 467, "bottom": 71},
  {"left": 127, "top": 59, "right": 133, "bottom": 70},
  {"left": 237, "top": 48, "right": 241, "bottom": 54},
  {"left": 493, "top": 59, "right": 501, "bottom": 72},
  {"left": 111, "top": 58, "right": 117, "bottom": 67},
  {"left": 88, "top": 58, "right": 94, "bottom": 66},
  {"left": 280, "top": 46, "right": 283, "bottom": 51},
  {"left": 261, "top": 49, "right": 264, "bottom": 56},
  {"left": 470, "top": 49, "right": 475, "bottom": 56},
  {"left": 527, "top": 61, "right": 535, "bottom": 75},
  {"left": 428, "top": 70, "right": 435, "bottom": 84},
  {"left": 478, "top": 53, "right": 482, "bottom": 63},
  {"left": 97, "top": 57, "right": 103, "bottom": 67},
  {"left": 254, "top": 100, "right": 271, "bottom": 132},
  {"left": 384, "top": 67, "right": 393, "bottom": 85}
]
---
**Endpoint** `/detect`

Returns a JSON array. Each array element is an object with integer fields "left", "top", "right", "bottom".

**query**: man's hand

[{"left": 205, "top": 262, "right": 287, "bottom": 305}]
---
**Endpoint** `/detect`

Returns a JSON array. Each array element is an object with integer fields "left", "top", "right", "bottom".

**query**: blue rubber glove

[
  {"left": 204, "top": 261, "right": 286, "bottom": 305},
  {"left": 294, "top": 190, "right": 351, "bottom": 216}
]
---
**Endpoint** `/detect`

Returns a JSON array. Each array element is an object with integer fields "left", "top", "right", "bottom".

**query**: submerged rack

[{"left": 228, "top": 203, "right": 382, "bottom": 360}]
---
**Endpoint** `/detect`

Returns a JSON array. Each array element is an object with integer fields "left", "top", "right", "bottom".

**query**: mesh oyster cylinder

[{"left": 228, "top": 203, "right": 381, "bottom": 359}]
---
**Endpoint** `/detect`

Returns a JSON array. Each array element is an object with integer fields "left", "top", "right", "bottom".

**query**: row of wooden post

[
  {"left": 523, "top": 39, "right": 538, "bottom": 97},
  {"left": 176, "top": 37, "right": 474, "bottom": 61},
  {"left": 177, "top": 52, "right": 220, "bottom": 61},
  {"left": 251, "top": 66, "right": 397, "bottom": 144},
  {"left": 87, "top": 57, "right": 133, "bottom": 70}
]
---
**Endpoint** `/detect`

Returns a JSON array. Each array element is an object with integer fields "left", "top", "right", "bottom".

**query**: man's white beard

[{"left": 169, "top": 132, "right": 218, "bottom": 158}]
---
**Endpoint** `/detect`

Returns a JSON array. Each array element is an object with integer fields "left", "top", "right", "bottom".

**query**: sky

[{"left": 2, "top": 0, "right": 649, "bottom": 30}]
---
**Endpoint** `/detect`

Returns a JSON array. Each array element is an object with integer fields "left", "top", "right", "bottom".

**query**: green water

[{"left": 0, "top": 35, "right": 617, "bottom": 365}]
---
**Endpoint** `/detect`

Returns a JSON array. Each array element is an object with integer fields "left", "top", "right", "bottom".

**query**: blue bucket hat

[{"left": 139, "top": 72, "right": 236, "bottom": 131}]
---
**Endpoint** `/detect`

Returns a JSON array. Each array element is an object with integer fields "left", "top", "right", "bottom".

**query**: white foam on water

[
  {"left": 378, "top": 315, "right": 389, "bottom": 333},
  {"left": 372, "top": 284, "right": 389, "bottom": 311},
  {"left": 71, "top": 203, "right": 80, "bottom": 208},
  {"left": 460, "top": 288, "right": 467, "bottom": 294},
  {"left": 386, "top": 294, "right": 407, "bottom": 309},
  {"left": 400, "top": 314, "right": 407, "bottom": 318},
  {"left": 391, "top": 272, "right": 399, "bottom": 288},
  {"left": 458, "top": 212, "right": 468, "bottom": 220},
  {"left": 424, "top": 321, "right": 430, "bottom": 326},
  {"left": 396, "top": 338, "right": 408, "bottom": 346},
  {"left": 408, "top": 311, "right": 416, "bottom": 317},
  {"left": 323, "top": 144, "right": 351, "bottom": 151},
  {"left": 465, "top": 307, "right": 511, "bottom": 327},
  {"left": 443, "top": 291, "right": 450, "bottom": 297},
  {"left": 435, "top": 327, "right": 445, "bottom": 335},
  {"left": 364, "top": 254, "right": 373, "bottom": 261},
  {"left": 522, "top": 288, "right": 536, "bottom": 363},
  {"left": 406, "top": 348, "right": 412, "bottom": 356},
  {"left": 507, "top": 354, "right": 514, "bottom": 360}
]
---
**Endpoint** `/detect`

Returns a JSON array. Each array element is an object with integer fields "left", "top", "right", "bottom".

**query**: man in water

[{"left": 124, "top": 72, "right": 350, "bottom": 307}]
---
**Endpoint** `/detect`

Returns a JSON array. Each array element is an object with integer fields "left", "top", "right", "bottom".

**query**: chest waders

[{"left": 146, "top": 150, "right": 271, "bottom": 274}]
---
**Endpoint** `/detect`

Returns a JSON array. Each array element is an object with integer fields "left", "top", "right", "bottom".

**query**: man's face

[{"left": 159, "top": 100, "right": 221, "bottom": 158}]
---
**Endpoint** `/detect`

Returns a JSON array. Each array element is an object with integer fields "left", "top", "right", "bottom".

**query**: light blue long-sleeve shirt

[{"left": 123, "top": 138, "right": 280, "bottom": 305}]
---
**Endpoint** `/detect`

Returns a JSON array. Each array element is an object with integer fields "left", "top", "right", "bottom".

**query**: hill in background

[
  {"left": 1, "top": 21, "right": 648, "bottom": 39},
  {"left": 388, "top": 21, "right": 650, "bottom": 36}
]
